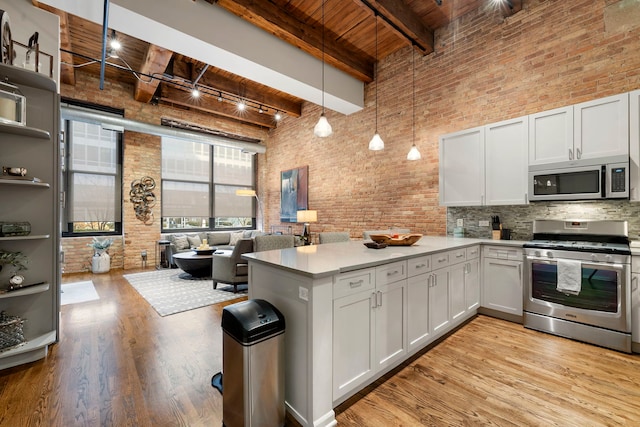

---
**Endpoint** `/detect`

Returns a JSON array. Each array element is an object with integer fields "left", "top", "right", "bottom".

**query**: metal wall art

[{"left": 129, "top": 176, "right": 156, "bottom": 225}]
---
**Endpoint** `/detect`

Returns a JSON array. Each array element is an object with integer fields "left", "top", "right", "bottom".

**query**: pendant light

[
  {"left": 314, "top": 0, "right": 333, "bottom": 137},
  {"left": 368, "top": 14, "right": 384, "bottom": 151},
  {"left": 407, "top": 47, "right": 421, "bottom": 161}
]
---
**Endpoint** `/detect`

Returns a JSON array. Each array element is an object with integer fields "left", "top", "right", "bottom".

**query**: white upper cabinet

[
  {"left": 439, "top": 127, "right": 485, "bottom": 206},
  {"left": 630, "top": 90, "right": 640, "bottom": 201},
  {"left": 485, "top": 116, "right": 529, "bottom": 205},
  {"left": 574, "top": 93, "right": 629, "bottom": 161},
  {"left": 529, "top": 94, "right": 629, "bottom": 167},
  {"left": 528, "top": 106, "right": 573, "bottom": 166}
]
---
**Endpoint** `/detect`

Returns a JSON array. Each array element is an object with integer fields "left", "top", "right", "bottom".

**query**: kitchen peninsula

[{"left": 243, "top": 237, "right": 523, "bottom": 427}]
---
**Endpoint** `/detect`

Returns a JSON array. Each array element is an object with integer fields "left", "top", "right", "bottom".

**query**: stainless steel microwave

[{"left": 529, "top": 158, "right": 629, "bottom": 201}]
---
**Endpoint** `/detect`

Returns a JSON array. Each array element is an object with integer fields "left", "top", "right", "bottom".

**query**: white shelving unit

[{"left": 0, "top": 63, "right": 60, "bottom": 370}]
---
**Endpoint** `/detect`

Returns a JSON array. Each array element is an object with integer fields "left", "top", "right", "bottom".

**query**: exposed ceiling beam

[
  {"left": 35, "top": 0, "right": 365, "bottom": 115},
  {"left": 212, "top": 0, "right": 374, "bottom": 83},
  {"left": 134, "top": 44, "right": 173, "bottom": 103},
  {"left": 172, "top": 59, "right": 302, "bottom": 118},
  {"left": 354, "top": 0, "right": 434, "bottom": 54},
  {"left": 159, "top": 84, "right": 277, "bottom": 129},
  {"left": 32, "top": 1, "right": 75, "bottom": 84}
]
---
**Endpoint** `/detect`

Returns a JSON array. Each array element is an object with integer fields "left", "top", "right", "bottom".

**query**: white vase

[{"left": 92, "top": 251, "right": 110, "bottom": 274}]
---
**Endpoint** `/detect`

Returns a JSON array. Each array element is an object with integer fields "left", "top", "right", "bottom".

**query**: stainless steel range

[{"left": 523, "top": 219, "right": 631, "bottom": 353}]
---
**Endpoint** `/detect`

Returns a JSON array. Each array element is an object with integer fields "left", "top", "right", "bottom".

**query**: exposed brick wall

[
  {"left": 262, "top": 0, "right": 640, "bottom": 239},
  {"left": 60, "top": 0, "right": 640, "bottom": 269},
  {"left": 60, "top": 72, "right": 268, "bottom": 273}
]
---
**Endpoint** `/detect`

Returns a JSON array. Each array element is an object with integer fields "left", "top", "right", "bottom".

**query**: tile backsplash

[{"left": 447, "top": 200, "right": 640, "bottom": 241}]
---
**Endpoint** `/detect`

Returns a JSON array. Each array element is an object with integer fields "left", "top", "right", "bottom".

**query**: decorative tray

[
  {"left": 194, "top": 248, "right": 216, "bottom": 255},
  {"left": 364, "top": 241, "right": 388, "bottom": 249},
  {"left": 369, "top": 233, "right": 423, "bottom": 246}
]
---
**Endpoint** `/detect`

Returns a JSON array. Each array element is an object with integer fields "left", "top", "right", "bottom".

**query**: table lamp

[{"left": 296, "top": 210, "right": 317, "bottom": 245}]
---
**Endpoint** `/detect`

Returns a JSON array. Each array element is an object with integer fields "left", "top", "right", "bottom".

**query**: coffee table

[{"left": 172, "top": 251, "right": 214, "bottom": 278}]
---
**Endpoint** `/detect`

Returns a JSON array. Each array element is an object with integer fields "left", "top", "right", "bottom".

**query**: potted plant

[{"left": 88, "top": 237, "right": 113, "bottom": 273}]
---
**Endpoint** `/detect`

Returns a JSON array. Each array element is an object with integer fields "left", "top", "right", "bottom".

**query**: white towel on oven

[{"left": 557, "top": 259, "right": 582, "bottom": 295}]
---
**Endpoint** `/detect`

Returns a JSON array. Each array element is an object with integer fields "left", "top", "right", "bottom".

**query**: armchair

[
  {"left": 254, "top": 234, "right": 295, "bottom": 251},
  {"left": 319, "top": 232, "right": 350, "bottom": 243},
  {"left": 211, "top": 238, "right": 254, "bottom": 293}
]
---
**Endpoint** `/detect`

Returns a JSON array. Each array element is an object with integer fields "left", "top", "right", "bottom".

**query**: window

[
  {"left": 62, "top": 118, "right": 123, "bottom": 236},
  {"left": 161, "top": 138, "right": 255, "bottom": 231}
]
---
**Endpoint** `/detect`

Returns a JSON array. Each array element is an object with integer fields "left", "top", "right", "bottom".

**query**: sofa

[{"left": 163, "top": 230, "right": 265, "bottom": 267}]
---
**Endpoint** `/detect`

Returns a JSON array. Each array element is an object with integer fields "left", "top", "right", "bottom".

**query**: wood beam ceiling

[
  {"left": 209, "top": 0, "right": 375, "bottom": 82},
  {"left": 134, "top": 44, "right": 173, "bottom": 103}
]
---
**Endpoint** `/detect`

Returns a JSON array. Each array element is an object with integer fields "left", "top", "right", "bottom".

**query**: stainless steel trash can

[{"left": 221, "top": 299, "right": 285, "bottom": 427}]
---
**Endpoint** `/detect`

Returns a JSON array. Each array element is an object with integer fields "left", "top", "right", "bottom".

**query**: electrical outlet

[
  {"left": 479, "top": 220, "right": 490, "bottom": 227},
  {"left": 299, "top": 286, "right": 309, "bottom": 301},
  {"left": 456, "top": 219, "right": 464, "bottom": 227}
]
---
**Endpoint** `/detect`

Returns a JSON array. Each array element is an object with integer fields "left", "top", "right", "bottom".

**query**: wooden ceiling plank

[
  {"left": 172, "top": 59, "right": 302, "bottom": 117},
  {"left": 214, "top": 0, "right": 374, "bottom": 82},
  {"left": 134, "top": 44, "right": 173, "bottom": 103},
  {"left": 160, "top": 84, "right": 277, "bottom": 129},
  {"left": 33, "top": 2, "right": 75, "bottom": 85},
  {"left": 363, "top": 0, "right": 434, "bottom": 54}
]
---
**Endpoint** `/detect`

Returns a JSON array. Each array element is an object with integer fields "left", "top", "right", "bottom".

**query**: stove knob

[
  {"left": 534, "top": 250, "right": 541, "bottom": 257},
  {"left": 605, "top": 254, "right": 613, "bottom": 262},
  {"left": 591, "top": 254, "right": 598, "bottom": 262},
  {"left": 546, "top": 251, "right": 553, "bottom": 259}
]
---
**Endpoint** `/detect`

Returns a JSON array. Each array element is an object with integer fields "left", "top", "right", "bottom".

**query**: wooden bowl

[{"left": 370, "top": 233, "right": 422, "bottom": 246}]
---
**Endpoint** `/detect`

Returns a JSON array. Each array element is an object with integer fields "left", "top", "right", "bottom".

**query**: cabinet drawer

[
  {"left": 408, "top": 255, "right": 431, "bottom": 277},
  {"left": 450, "top": 248, "right": 467, "bottom": 265},
  {"left": 375, "top": 261, "right": 407, "bottom": 286},
  {"left": 334, "top": 269, "right": 375, "bottom": 299},
  {"left": 432, "top": 251, "right": 450, "bottom": 269},
  {"left": 466, "top": 245, "right": 480, "bottom": 260},
  {"left": 483, "top": 245, "right": 523, "bottom": 261}
]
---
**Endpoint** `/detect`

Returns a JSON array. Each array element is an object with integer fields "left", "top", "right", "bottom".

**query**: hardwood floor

[{"left": 1, "top": 268, "right": 639, "bottom": 426}]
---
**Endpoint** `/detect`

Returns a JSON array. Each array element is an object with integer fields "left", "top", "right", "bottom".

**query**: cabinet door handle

[
  {"left": 633, "top": 276, "right": 638, "bottom": 292},
  {"left": 427, "top": 274, "right": 432, "bottom": 288},
  {"left": 371, "top": 292, "right": 377, "bottom": 309},
  {"left": 518, "top": 264, "right": 522, "bottom": 280},
  {"left": 576, "top": 147, "right": 581, "bottom": 159},
  {"left": 568, "top": 148, "right": 573, "bottom": 160},
  {"left": 349, "top": 279, "right": 364, "bottom": 288},
  {"left": 377, "top": 291, "right": 382, "bottom": 307}
]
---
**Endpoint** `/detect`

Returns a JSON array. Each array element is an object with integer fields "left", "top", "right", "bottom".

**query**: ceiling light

[
  {"left": 237, "top": 100, "right": 246, "bottom": 111},
  {"left": 191, "top": 87, "right": 200, "bottom": 98},
  {"left": 407, "top": 48, "right": 421, "bottom": 161},
  {"left": 109, "top": 29, "right": 121, "bottom": 51},
  {"left": 314, "top": 0, "right": 332, "bottom": 138},
  {"left": 369, "top": 15, "right": 384, "bottom": 151},
  {"left": 258, "top": 106, "right": 264, "bottom": 114},
  {"left": 274, "top": 112, "right": 283, "bottom": 121}
]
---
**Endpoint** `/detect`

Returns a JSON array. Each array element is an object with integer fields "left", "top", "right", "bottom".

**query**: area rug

[
  {"left": 123, "top": 269, "right": 246, "bottom": 317},
  {"left": 61, "top": 281, "right": 100, "bottom": 306}
]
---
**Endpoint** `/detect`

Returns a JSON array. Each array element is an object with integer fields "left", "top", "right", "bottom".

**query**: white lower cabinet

[
  {"left": 333, "top": 247, "right": 481, "bottom": 402},
  {"left": 333, "top": 262, "right": 407, "bottom": 400},
  {"left": 407, "top": 256, "right": 432, "bottom": 352},
  {"left": 481, "top": 246, "right": 524, "bottom": 316}
]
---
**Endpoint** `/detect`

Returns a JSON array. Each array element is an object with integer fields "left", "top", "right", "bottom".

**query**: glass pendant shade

[
  {"left": 368, "top": 132, "right": 384, "bottom": 150},
  {"left": 407, "top": 144, "right": 421, "bottom": 160},
  {"left": 314, "top": 113, "right": 333, "bottom": 137}
]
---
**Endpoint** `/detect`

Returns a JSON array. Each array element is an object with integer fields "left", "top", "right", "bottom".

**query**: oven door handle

[{"left": 633, "top": 275, "right": 638, "bottom": 292}]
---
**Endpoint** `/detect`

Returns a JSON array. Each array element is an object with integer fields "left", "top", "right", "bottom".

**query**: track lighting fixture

[{"left": 109, "top": 29, "right": 121, "bottom": 52}]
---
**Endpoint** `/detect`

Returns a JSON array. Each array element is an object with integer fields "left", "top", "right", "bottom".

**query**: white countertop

[{"left": 242, "top": 236, "right": 525, "bottom": 278}]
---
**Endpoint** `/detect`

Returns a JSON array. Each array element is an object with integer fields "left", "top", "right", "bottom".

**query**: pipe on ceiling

[{"left": 61, "top": 105, "right": 266, "bottom": 154}]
